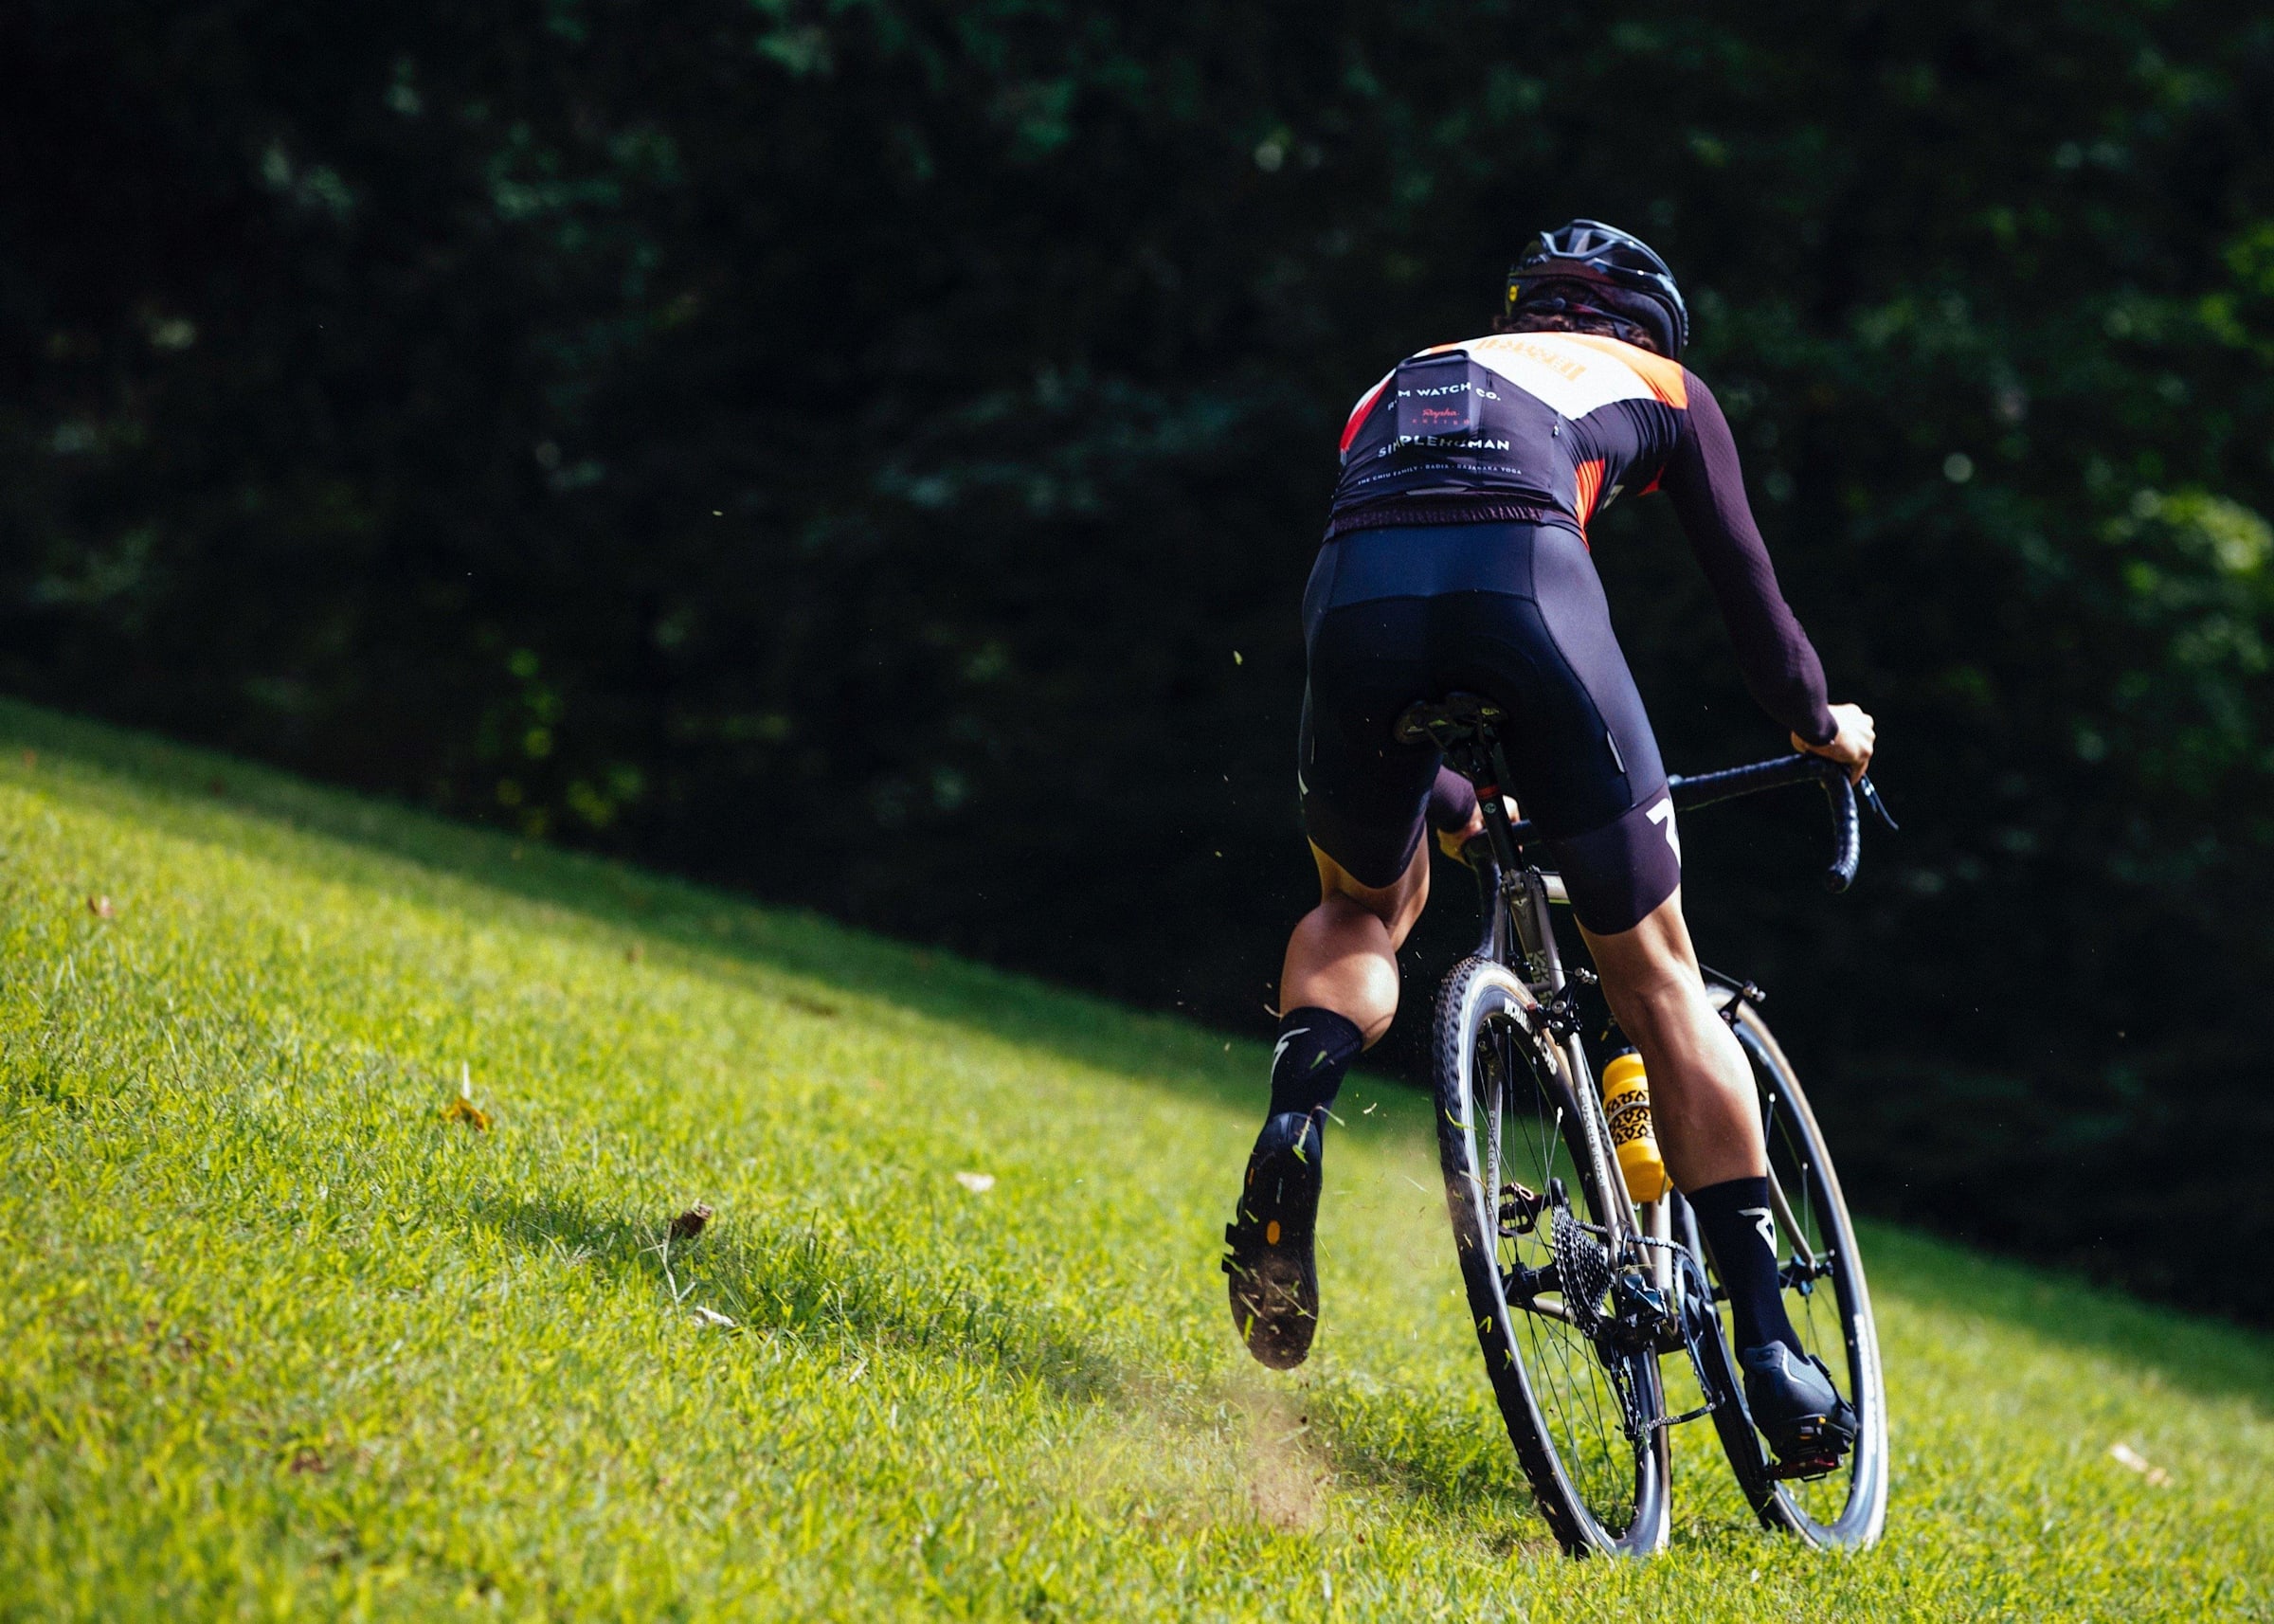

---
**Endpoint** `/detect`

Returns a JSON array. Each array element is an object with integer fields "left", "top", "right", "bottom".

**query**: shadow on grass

[
  {"left": 1305, "top": 1391, "right": 1547, "bottom": 1534},
  {"left": 9, "top": 699, "right": 2273, "bottom": 1421},
  {"left": 478, "top": 1186, "right": 1574, "bottom": 1542},
  {"left": 471, "top": 1189, "right": 1134, "bottom": 1407}
]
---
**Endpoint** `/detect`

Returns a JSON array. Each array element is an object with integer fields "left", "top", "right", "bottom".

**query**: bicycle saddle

[{"left": 1393, "top": 692, "right": 1507, "bottom": 749}]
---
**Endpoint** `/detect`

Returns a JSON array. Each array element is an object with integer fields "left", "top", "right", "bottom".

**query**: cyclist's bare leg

[
  {"left": 1223, "top": 837, "right": 1430, "bottom": 1368},
  {"left": 1579, "top": 889, "right": 1766, "bottom": 1189},
  {"left": 1277, "top": 838, "right": 1431, "bottom": 1048},
  {"left": 1587, "top": 889, "right": 1853, "bottom": 1452}
]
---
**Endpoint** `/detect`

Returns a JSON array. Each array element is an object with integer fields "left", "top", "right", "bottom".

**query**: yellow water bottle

[{"left": 1601, "top": 1052, "right": 1670, "bottom": 1203}]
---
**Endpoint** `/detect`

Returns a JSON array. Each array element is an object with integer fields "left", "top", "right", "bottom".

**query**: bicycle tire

[
  {"left": 1433, "top": 955, "right": 1670, "bottom": 1557},
  {"left": 1686, "top": 992, "right": 1888, "bottom": 1547}
]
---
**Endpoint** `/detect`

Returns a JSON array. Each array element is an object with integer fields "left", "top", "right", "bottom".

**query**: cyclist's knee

[
  {"left": 1312, "top": 838, "right": 1430, "bottom": 945},
  {"left": 1582, "top": 891, "right": 1706, "bottom": 1007}
]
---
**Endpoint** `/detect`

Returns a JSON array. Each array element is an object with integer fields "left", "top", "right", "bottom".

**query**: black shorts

[{"left": 1297, "top": 521, "right": 1681, "bottom": 935}]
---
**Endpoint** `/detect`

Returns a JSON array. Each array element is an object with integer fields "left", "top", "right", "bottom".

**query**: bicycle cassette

[{"left": 1550, "top": 1202, "right": 1615, "bottom": 1333}]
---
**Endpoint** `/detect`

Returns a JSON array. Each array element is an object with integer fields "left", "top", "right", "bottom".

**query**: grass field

[{"left": 0, "top": 700, "right": 2267, "bottom": 1620}]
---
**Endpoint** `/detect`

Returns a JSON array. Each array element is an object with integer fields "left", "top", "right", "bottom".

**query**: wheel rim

[
  {"left": 1732, "top": 1010, "right": 1886, "bottom": 1546},
  {"left": 1457, "top": 988, "right": 1660, "bottom": 1547}
]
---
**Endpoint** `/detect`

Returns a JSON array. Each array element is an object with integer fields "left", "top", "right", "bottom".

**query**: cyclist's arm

[{"left": 1659, "top": 373, "right": 1838, "bottom": 748}]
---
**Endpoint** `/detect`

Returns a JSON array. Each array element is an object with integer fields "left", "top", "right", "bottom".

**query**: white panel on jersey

[{"left": 1446, "top": 332, "right": 1659, "bottom": 421}]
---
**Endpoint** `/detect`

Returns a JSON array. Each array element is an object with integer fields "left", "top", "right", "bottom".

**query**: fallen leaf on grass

[
  {"left": 670, "top": 1203, "right": 713, "bottom": 1241},
  {"left": 954, "top": 1171, "right": 996, "bottom": 1194},
  {"left": 87, "top": 894, "right": 115, "bottom": 918},
  {"left": 442, "top": 1061, "right": 491, "bottom": 1131},
  {"left": 2110, "top": 1442, "right": 2173, "bottom": 1487},
  {"left": 690, "top": 1305, "right": 735, "bottom": 1328}
]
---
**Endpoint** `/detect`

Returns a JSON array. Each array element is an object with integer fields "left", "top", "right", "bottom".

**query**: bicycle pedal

[{"left": 1768, "top": 1452, "right": 1843, "bottom": 1482}]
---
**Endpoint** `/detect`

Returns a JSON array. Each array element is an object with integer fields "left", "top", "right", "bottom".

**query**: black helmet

[{"left": 1505, "top": 220, "right": 1689, "bottom": 360}]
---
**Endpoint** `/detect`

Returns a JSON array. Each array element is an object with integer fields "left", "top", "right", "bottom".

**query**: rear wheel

[
  {"left": 1433, "top": 956, "right": 1669, "bottom": 1557},
  {"left": 1687, "top": 990, "right": 1888, "bottom": 1547}
]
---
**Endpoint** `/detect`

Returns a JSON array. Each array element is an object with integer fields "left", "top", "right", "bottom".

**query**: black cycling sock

[
  {"left": 1264, "top": 1007, "right": 1364, "bottom": 1123},
  {"left": 1687, "top": 1176, "right": 1803, "bottom": 1355}
]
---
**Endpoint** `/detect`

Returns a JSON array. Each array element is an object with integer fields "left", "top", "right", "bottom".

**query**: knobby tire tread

[{"left": 1431, "top": 955, "right": 1669, "bottom": 1558}]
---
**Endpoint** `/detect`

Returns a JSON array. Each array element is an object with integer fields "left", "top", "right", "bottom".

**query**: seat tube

[
  {"left": 1472, "top": 785, "right": 1558, "bottom": 990},
  {"left": 1516, "top": 869, "right": 1563, "bottom": 993}
]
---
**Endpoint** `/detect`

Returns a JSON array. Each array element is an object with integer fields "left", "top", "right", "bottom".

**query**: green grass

[{"left": 0, "top": 699, "right": 2266, "bottom": 1622}]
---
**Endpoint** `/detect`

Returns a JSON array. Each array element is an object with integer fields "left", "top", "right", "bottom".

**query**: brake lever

[{"left": 1856, "top": 773, "right": 1899, "bottom": 833}]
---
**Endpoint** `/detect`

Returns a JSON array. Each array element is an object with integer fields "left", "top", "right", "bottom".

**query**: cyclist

[{"left": 1222, "top": 220, "right": 1869, "bottom": 1472}]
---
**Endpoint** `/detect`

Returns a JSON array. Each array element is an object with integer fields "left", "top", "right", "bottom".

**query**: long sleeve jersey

[{"left": 1325, "top": 330, "right": 1835, "bottom": 745}]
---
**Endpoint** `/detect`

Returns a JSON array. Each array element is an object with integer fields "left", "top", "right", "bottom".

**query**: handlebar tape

[
  {"left": 1666, "top": 754, "right": 1861, "bottom": 893},
  {"left": 1491, "top": 753, "right": 1877, "bottom": 893}
]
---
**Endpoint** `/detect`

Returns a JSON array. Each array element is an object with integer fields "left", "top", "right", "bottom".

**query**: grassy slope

[{"left": 0, "top": 700, "right": 2265, "bottom": 1623}]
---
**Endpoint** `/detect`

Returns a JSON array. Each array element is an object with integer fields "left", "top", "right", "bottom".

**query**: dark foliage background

[{"left": 9, "top": 1, "right": 2274, "bottom": 1316}]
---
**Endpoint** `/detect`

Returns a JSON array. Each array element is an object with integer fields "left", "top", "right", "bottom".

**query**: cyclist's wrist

[{"left": 1793, "top": 710, "right": 1838, "bottom": 749}]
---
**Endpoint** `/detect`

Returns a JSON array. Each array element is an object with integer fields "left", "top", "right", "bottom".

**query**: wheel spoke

[
  {"left": 1436, "top": 965, "right": 1668, "bottom": 1552},
  {"left": 1712, "top": 1013, "right": 1884, "bottom": 1543},
  {"left": 1491, "top": 1014, "right": 1636, "bottom": 1525}
]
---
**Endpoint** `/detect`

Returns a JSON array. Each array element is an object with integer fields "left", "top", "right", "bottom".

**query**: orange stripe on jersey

[
  {"left": 1340, "top": 341, "right": 1465, "bottom": 452},
  {"left": 1340, "top": 377, "right": 1389, "bottom": 454},
  {"left": 1559, "top": 333, "right": 1688, "bottom": 407},
  {"left": 1573, "top": 458, "right": 1607, "bottom": 535}
]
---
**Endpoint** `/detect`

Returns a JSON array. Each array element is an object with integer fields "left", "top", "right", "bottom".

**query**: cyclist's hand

[{"left": 1795, "top": 702, "right": 1875, "bottom": 783}]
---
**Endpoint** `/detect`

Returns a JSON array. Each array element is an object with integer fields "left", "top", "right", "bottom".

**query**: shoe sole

[
  {"left": 1758, "top": 1409, "right": 1857, "bottom": 1474},
  {"left": 1223, "top": 1141, "right": 1321, "bottom": 1369},
  {"left": 1225, "top": 1236, "right": 1315, "bottom": 1370}
]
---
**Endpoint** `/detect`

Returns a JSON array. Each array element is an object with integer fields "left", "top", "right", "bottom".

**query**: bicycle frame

[
  {"left": 1435, "top": 725, "right": 1892, "bottom": 1363},
  {"left": 1412, "top": 697, "right": 1896, "bottom": 1543},
  {"left": 1436, "top": 731, "right": 1668, "bottom": 1291}
]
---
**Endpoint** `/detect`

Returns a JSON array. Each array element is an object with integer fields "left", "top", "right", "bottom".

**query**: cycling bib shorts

[{"left": 1298, "top": 520, "right": 1682, "bottom": 936}]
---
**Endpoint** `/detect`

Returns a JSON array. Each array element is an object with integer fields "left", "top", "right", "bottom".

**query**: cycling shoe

[
  {"left": 1222, "top": 1110, "right": 1325, "bottom": 1370},
  {"left": 1741, "top": 1341, "right": 1858, "bottom": 1475}
]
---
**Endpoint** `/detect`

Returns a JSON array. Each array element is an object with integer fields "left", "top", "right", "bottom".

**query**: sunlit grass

[{"left": 0, "top": 700, "right": 2266, "bottom": 1620}]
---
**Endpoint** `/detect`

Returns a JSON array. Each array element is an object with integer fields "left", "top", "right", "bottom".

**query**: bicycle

[{"left": 1399, "top": 692, "right": 1895, "bottom": 1558}]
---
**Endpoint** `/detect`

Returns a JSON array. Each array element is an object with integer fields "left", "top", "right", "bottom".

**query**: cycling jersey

[
  {"left": 1296, "top": 330, "right": 1836, "bottom": 930},
  {"left": 1326, "top": 331, "right": 1833, "bottom": 747}
]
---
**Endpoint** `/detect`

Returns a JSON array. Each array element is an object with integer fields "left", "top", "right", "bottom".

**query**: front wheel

[
  {"left": 1433, "top": 956, "right": 1669, "bottom": 1557},
  {"left": 1687, "top": 990, "right": 1889, "bottom": 1547}
]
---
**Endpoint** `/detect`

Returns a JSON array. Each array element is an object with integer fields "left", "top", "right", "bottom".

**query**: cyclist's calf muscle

[
  {"left": 1278, "top": 838, "right": 1431, "bottom": 1049},
  {"left": 1580, "top": 890, "right": 1766, "bottom": 1190}
]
